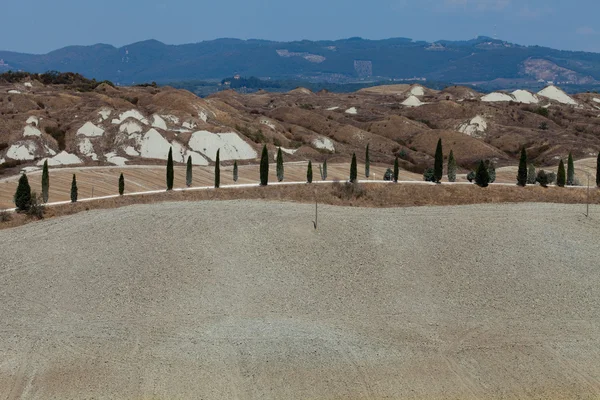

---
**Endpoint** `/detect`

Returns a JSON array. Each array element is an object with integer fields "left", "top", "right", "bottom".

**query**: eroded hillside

[{"left": 2, "top": 75, "right": 600, "bottom": 176}]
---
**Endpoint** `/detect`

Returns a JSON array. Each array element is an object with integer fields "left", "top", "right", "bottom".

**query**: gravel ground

[{"left": 1, "top": 201, "right": 600, "bottom": 399}]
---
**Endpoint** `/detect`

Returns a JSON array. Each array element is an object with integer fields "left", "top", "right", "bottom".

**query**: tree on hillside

[
  {"left": 486, "top": 160, "right": 496, "bottom": 183},
  {"left": 447, "top": 150, "right": 456, "bottom": 183},
  {"left": 70, "top": 174, "right": 78, "bottom": 203},
  {"left": 557, "top": 159, "right": 566, "bottom": 187},
  {"left": 596, "top": 152, "right": 600, "bottom": 187},
  {"left": 260, "top": 145, "right": 269, "bottom": 186},
  {"left": 517, "top": 147, "right": 528, "bottom": 186},
  {"left": 41, "top": 160, "right": 49, "bottom": 203},
  {"left": 14, "top": 173, "right": 32, "bottom": 211},
  {"left": 307, "top": 160, "right": 313, "bottom": 183},
  {"left": 214, "top": 149, "right": 220, "bottom": 188},
  {"left": 166, "top": 147, "right": 174, "bottom": 191},
  {"left": 276, "top": 147, "right": 284, "bottom": 182},
  {"left": 567, "top": 152, "right": 575, "bottom": 186},
  {"left": 527, "top": 164, "right": 537, "bottom": 185},
  {"left": 233, "top": 160, "right": 238, "bottom": 183},
  {"left": 467, "top": 171, "right": 475, "bottom": 182},
  {"left": 118, "top": 173, "right": 125, "bottom": 195},
  {"left": 434, "top": 138, "right": 443, "bottom": 183},
  {"left": 536, "top": 170, "right": 549, "bottom": 188},
  {"left": 365, "top": 143, "right": 370, "bottom": 178},
  {"left": 393, "top": 156, "right": 399, "bottom": 183},
  {"left": 186, "top": 156, "right": 193, "bottom": 187},
  {"left": 597, "top": 152, "right": 600, "bottom": 187},
  {"left": 322, "top": 159, "right": 328, "bottom": 181},
  {"left": 350, "top": 153, "right": 358, "bottom": 183},
  {"left": 475, "top": 160, "right": 490, "bottom": 187}
]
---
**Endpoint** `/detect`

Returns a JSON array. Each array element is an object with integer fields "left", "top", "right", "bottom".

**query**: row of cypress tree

[
  {"left": 12, "top": 143, "right": 600, "bottom": 211},
  {"left": 517, "top": 147, "right": 592, "bottom": 187}
]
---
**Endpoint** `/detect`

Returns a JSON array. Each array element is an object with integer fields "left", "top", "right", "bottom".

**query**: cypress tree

[
  {"left": 475, "top": 160, "right": 490, "bottom": 187},
  {"left": 70, "top": 174, "right": 78, "bottom": 203},
  {"left": 307, "top": 160, "right": 313, "bottom": 183},
  {"left": 517, "top": 146, "right": 528, "bottom": 186},
  {"left": 350, "top": 153, "right": 358, "bottom": 183},
  {"left": 276, "top": 147, "right": 284, "bottom": 182},
  {"left": 527, "top": 164, "right": 537, "bottom": 184},
  {"left": 596, "top": 152, "right": 600, "bottom": 187},
  {"left": 41, "top": 159, "right": 49, "bottom": 203},
  {"left": 166, "top": 146, "right": 174, "bottom": 191},
  {"left": 214, "top": 149, "right": 220, "bottom": 188},
  {"left": 434, "top": 138, "right": 443, "bottom": 183},
  {"left": 447, "top": 150, "right": 456, "bottom": 183},
  {"left": 260, "top": 145, "right": 269, "bottom": 186},
  {"left": 233, "top": 160, "right": 238, "bottom": 183},
  {"left": 393, "top": 156, "right": 399, "bottom": 183},
  {"left": 487, "top": 161, "right": 496, "bottom": 183},
  {"left": 322, "top": 159, "right": 327, "bottom": 181},
  {"left": 14, "top": 173, "right": 32, "bottom": 211},
  {"left": 557, "top": 159, "right": 566, "bottom": 187},
  {"left": 567, "top": 152, "right": 575, "bottom": 186},
  {"left": 186, "top": 156, "right": 193, "bottom": 187},
  {"left": 118, "top": 173, "right": 125, "bottom": 195},
  {"left": 365, "top": 143, "right": 370, "bottom": 178}
]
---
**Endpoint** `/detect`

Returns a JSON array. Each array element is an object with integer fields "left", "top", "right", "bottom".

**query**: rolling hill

[{"left": 1, "top": 72, "right": 599, "bottom": 186}]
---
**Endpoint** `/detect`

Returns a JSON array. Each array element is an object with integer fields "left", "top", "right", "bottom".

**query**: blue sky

[{"left": 1, "top": 0, "right": 599, "bottom": 54}]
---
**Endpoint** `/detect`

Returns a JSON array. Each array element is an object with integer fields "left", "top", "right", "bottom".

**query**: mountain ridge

[{"left": 2, "top": 37, "right": 600, "bottom": 90}]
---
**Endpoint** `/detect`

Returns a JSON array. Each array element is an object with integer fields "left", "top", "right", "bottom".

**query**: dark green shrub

[
  {"left": 27, "top": 193, "right": 45, "bottom": 219},
  {"left": 423, "top": 168, "right": 435, "bottom": 182},
  {"left": 467, "top": 171, "right": 476, "bottom": 182},
  {"left": 533, "top": 107, "right": 549, "bottom": 117},
  {"left": 383, "top": 168, "right": 394, "bottom": 181},
  {"left": 14, "top": 174, "right": 32, "bottom": 211}
]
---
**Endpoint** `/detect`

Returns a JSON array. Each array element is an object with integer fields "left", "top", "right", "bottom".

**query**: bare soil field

[{"left": 1, "top": 201, "right": 600, "bottom": 399}]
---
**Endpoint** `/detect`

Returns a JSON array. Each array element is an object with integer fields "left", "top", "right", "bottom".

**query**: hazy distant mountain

[{"left": 2, "top": 37, "right": 600, "bottom": 89}]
